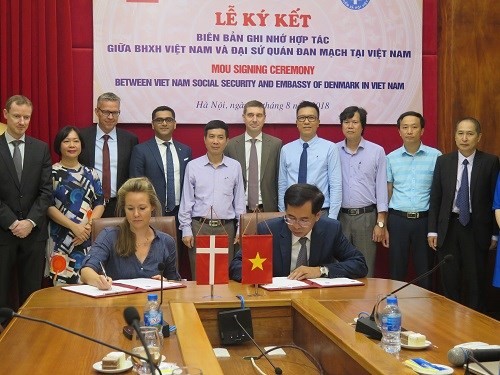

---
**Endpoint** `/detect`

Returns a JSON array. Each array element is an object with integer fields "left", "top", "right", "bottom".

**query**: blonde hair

[{"left": 115, "top": 177, "right": 162, "bottom": 256}]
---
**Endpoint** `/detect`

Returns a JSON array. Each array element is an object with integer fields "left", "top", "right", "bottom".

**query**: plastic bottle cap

[
  {"left": 147, "top": 294, "right": 158, "bottom": 301},
  {"left": 386, "top": 295, "right": 398, "bottom": 305}
]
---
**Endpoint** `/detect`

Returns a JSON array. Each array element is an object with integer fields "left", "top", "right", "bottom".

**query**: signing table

[{"left": 0, "top": 279, "right": 498, "bottom": 374}]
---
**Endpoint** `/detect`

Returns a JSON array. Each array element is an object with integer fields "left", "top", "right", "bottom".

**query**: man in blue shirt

[
  {"left": 278, "top": 101, "right": 342, "bottom": 219},
  {"left": 178, "top": 120, "right": 246, "bottom": 279},
  {"left": 385, "top": 111, "right": 441, "bottom": 289},
  {"left": 337, "top": 106, "right": 388, "bottom": 277}
]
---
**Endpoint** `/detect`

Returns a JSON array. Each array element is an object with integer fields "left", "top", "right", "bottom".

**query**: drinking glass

[{"left": 131, "top": 326, "right": 162, "bottom": 374}]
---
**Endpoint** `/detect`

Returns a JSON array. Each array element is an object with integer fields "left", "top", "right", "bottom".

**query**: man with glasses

[
  {"left": 79, "top": 92, "right": 138, "bottom": 217},
  {"left": 229, "top": 184, "right": 367, "bottom": 281},
  {"left": 278, "top": 101, "right": 342, "bottom": 219},
  {"left": 224, "top": 100, "right": 282, "bottom": 212},
  {"left": 129, "top": 106, "right": 192, "bottom": 217}
]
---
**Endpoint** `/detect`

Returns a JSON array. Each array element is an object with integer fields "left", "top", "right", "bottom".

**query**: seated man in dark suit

[{"left": 230, "top": 183, "right": 368, "bottom": 281}]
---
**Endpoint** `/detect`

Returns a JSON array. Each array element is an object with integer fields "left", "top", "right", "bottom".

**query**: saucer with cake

[
  {"left": 401, "top": 331, "right": 432, "bottom": 349},
  {"left": 93, "top": 351, "right": 133, "bottom": 373}
]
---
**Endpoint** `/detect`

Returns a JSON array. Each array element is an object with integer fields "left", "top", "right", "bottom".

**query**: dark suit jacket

[
  {"left": 0, "top": 134, "right": 52, "bottom": 241},
  {"left": 78, "top": 125, "right": 138, "bottom": 193},
  {"left": 429, "top": 150, "right": 500, "bottom": 249},
  {"left": 129, "top": 137, "right": 192, "bottom": 209},
  {"left": 229, "top": 216, "right": 368, "bottom": 281},
  {"left": 225, "top": 133, "right": 282, "bottom": 211}
]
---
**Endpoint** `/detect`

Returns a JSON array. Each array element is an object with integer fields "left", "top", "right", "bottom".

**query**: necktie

[
  {"left": 102, "top": 135, "right": 111, "bottom": 200},
  {"left": 298, "top": 142, "right": 309, "bottom": 183},
  {"left": 456, "top": 159, "right": 470, "bottom": 226},
  {"left": 164, "top": 142, "right": 175, "bottom": 211},
  {"left": 12, "top": 140, "right": 23, "bottom": 182},
  {"left": 296, "top": 237, "right": 308, "bottom": 268},
  {"left": 247, "top": 139, "right": 259, "bottom": 209}
]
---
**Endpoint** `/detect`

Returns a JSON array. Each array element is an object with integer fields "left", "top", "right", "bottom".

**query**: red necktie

[{"left": 102, "top": 135, "right": 111, "bottom": 200}]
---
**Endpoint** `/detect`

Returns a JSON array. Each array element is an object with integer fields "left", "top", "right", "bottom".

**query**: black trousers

[
  {"left": 438, "top": 215, "right": 487, "bottom": 311},
  {"left": 388, "top": 213, "right": 433, "bottom": 289}
]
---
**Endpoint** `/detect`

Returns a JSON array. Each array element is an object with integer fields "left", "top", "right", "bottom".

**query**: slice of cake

[
  {"left": 401, "top": 331, "right": 426, "bottom": 346},
  {"left": 101, "top": 351, "right": 126, "bottom": 370}
]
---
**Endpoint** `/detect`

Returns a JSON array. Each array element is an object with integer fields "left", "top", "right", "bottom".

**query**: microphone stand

[
  {"left": 464, "top": 352, "right": 495, "bottom": 375},
  {"left": 5, "top": 310, "right": 162, "bottom": 374},
  {"left": 355, "top": 254, "right": 453, "bottom": 339},
  {"left": 157, "top": 262, "right": 170, "bottom": 338},
  {"left": 234, "top": 314, "right": 283, "bottom": 374}
]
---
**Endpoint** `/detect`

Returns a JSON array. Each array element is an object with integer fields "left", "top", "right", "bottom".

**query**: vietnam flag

[
  {"left": 241, "top": 234, "right": 273, "bottom": 284},
  {"left": 196, "top": 235, "right": 229, "bottom": 285}
]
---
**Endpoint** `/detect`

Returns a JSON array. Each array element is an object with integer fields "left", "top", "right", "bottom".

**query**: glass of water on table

[{"left": 131, "top": 326, "right": 162, "bottom": 374}]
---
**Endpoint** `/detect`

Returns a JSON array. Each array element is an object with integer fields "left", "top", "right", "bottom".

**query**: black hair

[
  {"left": 396, "top": 111, "right": 425, "bottom": 128},
  {"left": 204, "top": 120, "right": 229, "bottom": 138},
  {"left": 152, "top": 105, "right": 176, "bottom": 120},
  {"left": 284, "top": 184, "right": 325, "bottom": 214},
  {"left": 53, "top": 126, "right": 85, "bottom": 156}
]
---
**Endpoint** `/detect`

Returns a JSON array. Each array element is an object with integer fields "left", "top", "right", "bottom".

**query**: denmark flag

[{"left": 195, "top": 235, "right": 229, "bottom": 285}]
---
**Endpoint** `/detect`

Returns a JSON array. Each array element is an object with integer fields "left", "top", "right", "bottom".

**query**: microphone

[
  {"left": 355, "top": 254, "right": 453, "bottom": 339},
  {"left": 124, "top": 306, "right": 161, "bottom": 375},
  {"left": 233, "top": 314, "right": 283, "bottom": 375},
  {"left": 0, "top": 307, "right": 157, "bottom": 371},
  {"left": 447, "top": 346, "right": 500, "bottom": 367}
]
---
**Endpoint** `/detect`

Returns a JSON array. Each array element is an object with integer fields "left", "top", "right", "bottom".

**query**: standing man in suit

[
  {"left": 278, "top": 101, "right": 342, "bottom": 219},
  {"left": 230, "top": 184, "right": 368, "bottom": 281},
  {"left": 337, "top": 106, "right": 388, "bottom": 277},
  {"left": 0, "top": 95, "right": 52, "bottom": 310},
  {"left": 224, "top": 100, "right": 282, "bottom": 212},
  {"left": 79, "top": 92, "right": 138, "bottom": 217},
  {"left": 385, "top": 112, "right": 441, "bottom": 289},
  {"left": 428, "top": 117, "right": 499, "bottom": 310},
  {"left": 129, "top": 105, "right": 192, "bottom": 217}
]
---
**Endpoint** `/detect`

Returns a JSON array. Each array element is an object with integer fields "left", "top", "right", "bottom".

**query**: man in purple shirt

[
  {"left": 336, "top": 106, "right": 388, "bottom": 277},
  {"left": 178, "top": 120, "right": 246, "bottom": 279}
]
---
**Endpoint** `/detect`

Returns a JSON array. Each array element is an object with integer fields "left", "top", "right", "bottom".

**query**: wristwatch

[
  {"left": 319, "top": 266, "right": 329, "bottom": 277},
  {"left": 377, "top": 221, "right": 385, "bottom": 228}
]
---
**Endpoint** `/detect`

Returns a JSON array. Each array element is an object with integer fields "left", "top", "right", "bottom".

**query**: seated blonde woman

[{"left": 80, "top": 177, "right": 180, "bottom": 290}]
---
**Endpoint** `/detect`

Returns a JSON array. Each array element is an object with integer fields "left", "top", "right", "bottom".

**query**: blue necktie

[
  {"left": 298, "top": 142, "right": 309, "bottom": 183},
  {"left": 164, "top": 142, "right": 175, "bottom": 211},
  {"left": 456, "top": 159, "right": 470, "bottom": 226}
]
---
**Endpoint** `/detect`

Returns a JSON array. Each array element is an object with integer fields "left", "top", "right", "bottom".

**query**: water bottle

[
  {"left": 380, "top": 295, "right": 401, "bottom": 356},
  {"left": 144, "top": 293, "right": 163, "bottom": 332}
]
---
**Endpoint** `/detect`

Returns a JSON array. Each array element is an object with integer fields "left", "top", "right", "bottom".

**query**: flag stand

[
  {"left": 248, "top": 283, "right": 261, "bottom": 296},
  {"left": 202, "top": 284, "right": 222, "bottom": 299}
]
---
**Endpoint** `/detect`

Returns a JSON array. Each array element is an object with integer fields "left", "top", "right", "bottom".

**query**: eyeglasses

[
  {"left": 284, "top": 215, "right": 312, "bottom": 228},
  {"left": 153, "top": 117, "right": 176, "bottom": 125},
  {"left": 98, "top": 108, "right": 120, "bottom": 118},
  {"left": 297, "top": 115, "right": 318, "bottom": 123}
]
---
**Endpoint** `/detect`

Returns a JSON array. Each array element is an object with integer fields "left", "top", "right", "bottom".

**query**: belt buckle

[
  {"left": 407, "top": 212, "right": 418, "bottom": 219},
  {"left": 348, "top": 208, "right": 360, "bottom": 216},
  {"left": 208, "top": 219, "right": 220, "bottom": 227}
]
